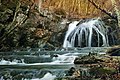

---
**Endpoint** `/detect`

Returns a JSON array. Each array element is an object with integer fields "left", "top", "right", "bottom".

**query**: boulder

[
  {"left": 74, "top": 55, "right": 104, "bottom": 64},
  {"left": 106, "top": 46, "right": 120, "bottom": 56}
]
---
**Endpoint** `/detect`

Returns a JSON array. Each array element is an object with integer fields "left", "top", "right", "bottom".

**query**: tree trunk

[{"left": 111, "top": 0, "right": 120, "bottom": 27}]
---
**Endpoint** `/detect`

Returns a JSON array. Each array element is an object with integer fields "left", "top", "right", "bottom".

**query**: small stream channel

[{"left": 0, "top": 47, "right": 110, "bottom": 80}]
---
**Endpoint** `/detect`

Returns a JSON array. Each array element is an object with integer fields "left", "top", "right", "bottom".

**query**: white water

[
  {"left": 0, "top": 47, "right": 109, "bottom": 80},
  {"left": 39, "top": 72, "right": 56, "bottom": 80},
  {"left": 0, "top": 53, "right": 77, "bottom": 65},
  {"left": 63, "top": 21, "right": 79, "bottom": 47},
  {"left": 0, "top": 54, "right": 74, "bottom": 80},
  {"left": 0, "top": 17, "right": 110, "bottom": 80},
  {"left": 63, "top": 18, "right": 109, "bottom": 48},
  {"left": 52, "top": 54, "right": 77, "bottom": 63},
  {"left": 0, "top": 58, "right": 25, "bottom": 65},
  {"left": 23, "top": 72, "right": 56, "bottom": 80}
]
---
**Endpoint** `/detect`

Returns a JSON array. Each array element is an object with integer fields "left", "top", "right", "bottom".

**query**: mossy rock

[
  {"left": 89, "top": 67, "right": 117, "bottom": 76},
  {"left": 74, "top": 55, "right": 104, "bottom": 64}
]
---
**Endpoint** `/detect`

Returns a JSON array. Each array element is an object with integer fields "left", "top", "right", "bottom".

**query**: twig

[
  {"left": 0, "top": 1, "right": 30, "bottom": 44},
  {"left": 0, "top": 1, "right": 21, "bottom": 41},
  {"left": 7, "top": 1, "right": 21, "bottom": 30},
  {"left": 88, "top": 0, "right": 117, "bottom": 20}
]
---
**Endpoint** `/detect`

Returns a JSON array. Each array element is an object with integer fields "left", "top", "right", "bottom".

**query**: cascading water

[
  {"left": 0, "top": 18, "right": 111, "bottom": 80},
  {"left": 63, "top": 18, "right": 109, "bottom": 48},
  {"left": 63, "top": 21, "right": 79, "bottom": 47}
]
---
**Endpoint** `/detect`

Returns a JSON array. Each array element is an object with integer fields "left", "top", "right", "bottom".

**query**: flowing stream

[
  {"left": 0, "top": 47, "right": 110, "bottom": 80},
  {"left": 0, "top": 18, "right": 110, "bottom": 80}
]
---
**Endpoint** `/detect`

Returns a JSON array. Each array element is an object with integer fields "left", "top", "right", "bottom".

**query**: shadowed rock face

[{"left": 0, "top": 0, "right": 67, "bottom": 51}]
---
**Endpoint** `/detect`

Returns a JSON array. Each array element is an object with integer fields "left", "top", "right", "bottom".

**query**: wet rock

[
  {"left": 50, "top": 54, "right": 58, "bottom": 58},
  {"left": 66, "top": 67, "right": 76, "bottom": 76},
  {"left": 53, "top": 54, "right": 58, "bottom": 57},
  {"left": 0, "top": 0, "right": 67, "bottom": 51},
  {"left": 106, "top": 46, "right": 120, "bottom": 56},
  {"left": 56, "top": 54, "right": 120, "bottom": 80},
  {"left": 66, "top": 67, "right": 80, "bottom": 77},
  {"left": 74, "top": 55, "right": 104, "bottom": 64},
  {"left": 89, "top": 66, "right": 117, "bottom": 80}
]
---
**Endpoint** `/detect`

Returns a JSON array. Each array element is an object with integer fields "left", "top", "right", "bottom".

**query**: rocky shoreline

[{"left": 56, "top": 47, "right": 120, "bottom": 80}]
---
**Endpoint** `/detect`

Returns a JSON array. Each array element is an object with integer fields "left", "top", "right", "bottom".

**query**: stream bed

[{"left": 0, "top": 47, "right": 110, "bottom": 80}]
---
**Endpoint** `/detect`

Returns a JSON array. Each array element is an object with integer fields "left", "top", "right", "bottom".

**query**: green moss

[
  {"left": 90, "top": 67, "right": 116, "bottom": 76},
  {"left": 1, "top": 0, "right": 18, "bottom": 10}
]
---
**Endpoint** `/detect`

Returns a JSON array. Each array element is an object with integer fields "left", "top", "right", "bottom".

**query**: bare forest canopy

[
  {"left": 39, "top": 0, "right": 120, "bottom": 19},
  {"left": 0, "top": 0, "right": 120, "bottom": 51}
]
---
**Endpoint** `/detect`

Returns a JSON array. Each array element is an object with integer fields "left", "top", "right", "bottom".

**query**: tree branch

[
  {"left": 111, "top": 0, "right": 120, "bottom": 27},
  {"left": 0, "top": 1, "right": 30, "bottom": 44},
  {"left": 88, "top": 0, "right": 117, "bottom": 20}
]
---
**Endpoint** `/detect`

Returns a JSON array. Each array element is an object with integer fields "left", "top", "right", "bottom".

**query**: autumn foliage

[{"left": 41, "top": 0, "right": 114, "bottom": 18}]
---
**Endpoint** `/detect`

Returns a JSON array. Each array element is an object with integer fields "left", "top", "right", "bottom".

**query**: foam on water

[
  {"left": 0, "top": 52, "right": 77, "bottom": 66},
  {"left": 52, "top": 54, "right": 77, "bottom": 63},
  {"left": 23, "top": 72, "right": 56, "bottom": 80},
  {"left": 39, "top": 72, "right": 56, "bottom": 80},
  {"left": 0, "top": 58, "right": 25, "bottom": 65}
]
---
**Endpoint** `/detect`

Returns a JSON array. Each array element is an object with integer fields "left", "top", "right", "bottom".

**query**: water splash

[
  {"left": 63, "top": 21, "right": 79, "bottom": 48},
  {"left": 52, "top": 53, "right": 77, "bottom": 63},
  {"left": 63, "top": 18, "right": 109, "bottom": 48},
  {"left": 23, "top": 72, "right": 56, "bottom": 80},
  {"left": 40, "top": 72, "right": 56, "bottom": 80},
  {"left": 0, "top": 58, "right": 25, "bottom": 65}
]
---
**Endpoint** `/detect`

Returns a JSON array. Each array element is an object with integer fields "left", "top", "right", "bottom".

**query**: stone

[
  {"left": 106, "top": 46, "right": 120, "bottom": 56},
  {"left": 66, "top": 67, "right": 80, "bottom": 77},
  {"left": 74, "top": 55, "right": 104, "bottom": 64}
]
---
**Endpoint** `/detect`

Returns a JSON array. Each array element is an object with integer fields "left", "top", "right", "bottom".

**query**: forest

[
  {"left": 0, "top": 0, "right": 120, "bottom": 80},
  {"left": 0, "top": 0, "right": 120, "bottom": 51}
]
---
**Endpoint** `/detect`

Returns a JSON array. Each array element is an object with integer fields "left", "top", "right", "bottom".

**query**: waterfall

[
  {"left": 63, "top": 18, "right": 109, "bottom": 48},
  {"left": 63, "top": 21, "right": 79, "bottom": 48}
]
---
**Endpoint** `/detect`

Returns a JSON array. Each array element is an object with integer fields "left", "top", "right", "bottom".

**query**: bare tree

[
  {"left": 88, "top": 0, "right": 117, "bottom": 19},
  {"left": 111, "top": 0, "right": 120, "bottom": 27}
]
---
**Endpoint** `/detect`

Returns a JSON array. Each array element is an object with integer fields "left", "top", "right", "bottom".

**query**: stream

[
  {"left": 0, "top": 47, "right": 110, "bottom": 80},
  {"left": 0, "top": 18, "right": 113, "bottom": 80}
]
